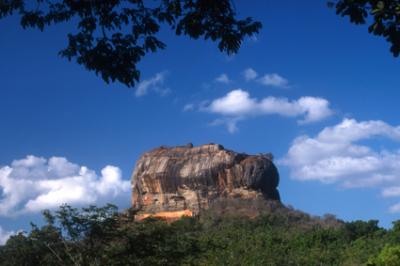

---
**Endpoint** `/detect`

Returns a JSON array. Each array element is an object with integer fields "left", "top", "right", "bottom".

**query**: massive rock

[{"left": 131, "top": 143, "right": 280, "bottom": 220}]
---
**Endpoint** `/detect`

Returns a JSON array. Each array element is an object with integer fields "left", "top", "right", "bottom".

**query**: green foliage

[
  {"left": 344, "top": 219, "right": 381, "bottom": 240},
  {"left": 0, "top": 0, "right": 261, "bottom": 87},
  {"left": 368, "top": 245, "right": 400, "bottom": 266},
  {"left": 0, "top": 202, "right": 399, "bottom": 265},
  {"left": 330, "top": 0, "right": 400, "bottom": 57}
]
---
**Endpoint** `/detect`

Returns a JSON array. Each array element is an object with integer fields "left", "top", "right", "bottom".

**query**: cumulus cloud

[
  {"left": 281, "top": 118, "right": 400, "bottom": 213},
  {"left": 208, "top": 90, "right": 254, "bottom": 116},
  {"left": 215, "top": 73, "right": 231, "bottom": 84},
  {"left": 258, "top": 73, "right": 289, "bottom": 88},
  {"left": 135, "top": 71, "right": 169, "bottom": 97},
  {"left": 243, "top": 68, "right": 258, "bottom": 81},
  {"left": 205, "top": 89, "right": 332, "bottom": 132},
  {"left": 0, "top": 226, "right": 14, "bottom": 245},
  {"left": 0, "top": 156, "right": 130, "bottom": 216}
]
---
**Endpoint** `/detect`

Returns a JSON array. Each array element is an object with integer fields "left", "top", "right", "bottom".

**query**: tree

[
  {"left": 344, "top": 220, "right": 381, "bottom": 241},
  {"left": 368, "top": 245, "right": 400, "bottom": 266},
  {"left": 0, "top": 0, "right": 262, "bottom": 87},
  {"left": 0, "top": 204, "right": 121, "bottom": 265},
  {"left": 330, "top": 0, "right": 400, "bottom": 57}
]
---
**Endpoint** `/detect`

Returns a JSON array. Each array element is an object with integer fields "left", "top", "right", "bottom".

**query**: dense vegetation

[{"left": 1, "top": 200, "right": 400, "bottom": 265}]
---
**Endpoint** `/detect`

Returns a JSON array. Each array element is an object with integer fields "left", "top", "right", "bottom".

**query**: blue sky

[{"left": 1, "top": 1, "right": 400, "bottom": 243}]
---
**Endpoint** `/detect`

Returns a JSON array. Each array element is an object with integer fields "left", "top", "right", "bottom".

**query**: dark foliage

[
  {"left": 330, "top": 0, "right": 400, "bottom": 57},
  {"left": 0, "top": 0, "right": 261, "bottom": 87},
  {"left": 1, "top": 201, "right": 400, "bottom": 265}
]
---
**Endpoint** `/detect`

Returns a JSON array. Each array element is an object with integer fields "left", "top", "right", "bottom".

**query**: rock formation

[{"left": 131, "top": 143, "right": 280, "bottom": 220}]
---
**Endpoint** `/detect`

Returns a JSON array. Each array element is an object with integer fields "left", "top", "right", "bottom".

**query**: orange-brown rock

[
  {"left": 131, "top": 143, "right": 280, "bottom": 219},
  {"left": 135, "top": 210, "right": 193, "bottom": 222}
]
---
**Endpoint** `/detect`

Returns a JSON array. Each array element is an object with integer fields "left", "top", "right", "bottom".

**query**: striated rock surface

[{"left": 131, "top": 143, "right": 280, "bottom": 220}]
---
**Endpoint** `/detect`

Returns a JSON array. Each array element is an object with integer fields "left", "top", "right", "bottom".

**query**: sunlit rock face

[{"left": 131, "top": 143, "right": 280, "bottom": 220}]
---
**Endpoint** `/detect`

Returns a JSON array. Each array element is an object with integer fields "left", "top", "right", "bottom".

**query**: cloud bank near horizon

[
  {"left": 0, "top": 155, "right": 130, "bottom": 217},
  {"left": 281, "top": 118, "right": 400, "bottom": 213}
]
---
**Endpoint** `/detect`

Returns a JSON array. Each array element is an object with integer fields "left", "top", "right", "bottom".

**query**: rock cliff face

[{"left": 131, "top": 143, "right": 280, "bottom": 220}]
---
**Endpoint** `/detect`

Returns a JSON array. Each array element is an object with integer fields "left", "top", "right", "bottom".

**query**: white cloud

[
  {"left": 243, "top": 68, "right": 258, "bottom": 81},
  {"left": 282, "top": 119, "right": 400, "bottom": 183},
  {"left": 0, "top": 226, "right": 14, "bottom": 245},
  {"left": 281, "top": 118, "right": 400, "bottom": 213},
  {"left": 242, "top": 68, "right": 289, "bottom": 88},
  {"left": 208, "top": 90, "right": 254, "bottom": 116},
  {"left": 183, "top": 103, "right": 195, "bottom": 112},
  {"left": 382, "top": 186, "right": 400, "bottom": 197},
  {"left": 206, "top": 89, "right": 332, "bottom": 132},
  {"left": 0, "top": 156, "right": 130, "bottom": 216},
  {"left": 135, "top": 71, "right": 169, "bottom": 97},
  {"left": 389, "top": 203, "right": 400, "bottom": 214},
  {"left": 296, "top": 97, "right": 334, "bottom": 124},
  {"left": 215, "top": 73, "right": 231, "bottom": 84},
  {"left": 258, "top": 73, "right": 289, "bottom": 88},
  {"left": 209, "top": 117, "right": 242, "bottom": 134}
]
